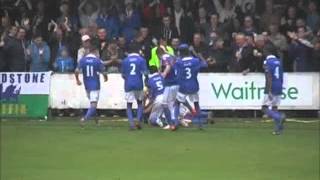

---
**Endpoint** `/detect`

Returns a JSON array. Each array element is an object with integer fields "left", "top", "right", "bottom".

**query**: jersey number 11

[{"left": 86, "top": 65, "right": 94, "bottom": 77}]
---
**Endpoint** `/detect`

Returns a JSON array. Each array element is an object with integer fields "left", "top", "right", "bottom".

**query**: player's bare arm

[
  {"left": 161, "top": 64, "right": 171, "bottom": 78},
  {"left": 74, "top": 68, "right": 82, "bottom": 86},
  {"left": 267, "top": 72, "right": 273, "bottom": 98},
  {"left": 102, "top": 72, "right": 108, "bottom": 82}
]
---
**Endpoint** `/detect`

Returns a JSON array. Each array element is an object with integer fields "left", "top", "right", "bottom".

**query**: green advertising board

[{"left": 0, "top": 72, "right": 51, "bottom": 118}]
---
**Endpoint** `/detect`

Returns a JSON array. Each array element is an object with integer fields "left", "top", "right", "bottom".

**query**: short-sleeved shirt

[
  {"left": 77, "top": 54, "right": 105, "bottom": 91},
  {"left": 121, "top": 53, "right": 148, "bottom": 92},
  {"left": 264, "top": 55, "right": 283, "bottom": 95},
  {"left": 147, "top": 73, "right": 165, "bottom": 100},
  {"left": 175, "top": 56, "right": 208, "bottom": 94}
]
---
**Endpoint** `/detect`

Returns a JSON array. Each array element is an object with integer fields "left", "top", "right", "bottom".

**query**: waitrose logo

[{"left": 211, "top": 81, "right": 298, "bottom": 100}]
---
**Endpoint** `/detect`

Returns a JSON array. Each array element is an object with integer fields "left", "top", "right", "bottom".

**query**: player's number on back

[
  {"left": 156, "top": 81, "right": 164, "bottom": 91},
  {"left": 274, "top": 66, "right": 279, "bottom": 79},
  {"left": 185, "top": 67, "right": 192, "bottom": 79},
  {"left": 130, "top": 63, "right": 136, "bottom": 75},
  {"left": 86, "top": 65, "right": 94, "bottom": 77}
]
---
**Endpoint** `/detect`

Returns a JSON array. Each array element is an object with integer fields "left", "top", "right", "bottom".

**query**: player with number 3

[{"left": 172, "top": 44, "right": 208, "bottom": 130}]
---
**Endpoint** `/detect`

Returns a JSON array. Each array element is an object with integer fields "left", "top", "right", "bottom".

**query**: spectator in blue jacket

[
  {"left": 53, "top": 47, "right": 74, "bottom": 73},
  {"left": 28, "top": 33, "right": 51, "bottom": 72},
  {"left": 120, "top": 0, "right": 141, "bottom": 43}
]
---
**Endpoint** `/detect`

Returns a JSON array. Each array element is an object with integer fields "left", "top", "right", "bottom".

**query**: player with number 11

[{"left": 75, "top": 40, "right": 108, "bottom": 127}]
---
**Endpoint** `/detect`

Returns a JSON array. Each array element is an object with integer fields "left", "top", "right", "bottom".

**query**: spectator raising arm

[
  {"left": 212, "top": 0, "right": 236, "bottom": 23},
  {"left": 78, "top": 0, "right": 88, "bottom": 16},
  {"left": 78, "top": 0, "right": 100, "bottom": 27},
  {"left": 288, "top": 32, "right": 314, "bottom": 49}
]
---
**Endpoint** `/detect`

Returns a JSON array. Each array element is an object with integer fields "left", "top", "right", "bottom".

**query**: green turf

[{"left": 1, "top": 118, "right": 319, "bottom": 180}]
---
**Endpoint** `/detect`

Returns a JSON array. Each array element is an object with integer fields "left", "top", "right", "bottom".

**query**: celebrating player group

[{"left": 74, "top": 38, "right": 286, "bottom": 134}]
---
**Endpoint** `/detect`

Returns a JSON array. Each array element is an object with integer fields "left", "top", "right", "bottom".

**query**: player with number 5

[
  {"left": 172, "top": 44, "right": 208, "bottom": 130},
  {"left": 121, "top": 43, "right": 148, "bottom": 130},
  {"left": 75, "top": 40, "right": 108, "bottom": 127},
  {"left": 262, "top": 55, "right": 286, "bottom": 135}
]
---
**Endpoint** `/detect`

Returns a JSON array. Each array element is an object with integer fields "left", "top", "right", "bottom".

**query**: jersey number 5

[{"left": 156, "top": 81, "right": 164, "bottom": 91}]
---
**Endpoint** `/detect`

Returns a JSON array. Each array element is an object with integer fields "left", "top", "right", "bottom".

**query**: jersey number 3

[{"left": 185, "top": 67, "right": 192, "bottom": 79}]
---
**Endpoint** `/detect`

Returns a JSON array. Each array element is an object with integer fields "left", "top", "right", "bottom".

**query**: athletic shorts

[
  {"left": 125, "top": 90, "right": 144, "bottom": 103},
  {"left": 149, "top": 95, "right": 166, "bottom": 121},
  {"left": 176, "top": 92, "right": 199, "bottom": 103},
  {"left": 262, "top": 94, "right": 281, "bottom": 107},
  {"left": 163, "top": 85, "right": 179, "bottom": 105},
  {"left": 86, "top": 90, "right": 100, "bottom": 102}
]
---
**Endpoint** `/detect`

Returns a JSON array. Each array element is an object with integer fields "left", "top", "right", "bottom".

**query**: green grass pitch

[{"left": 1, "top": 118, "right": 319, "bottom": 180}]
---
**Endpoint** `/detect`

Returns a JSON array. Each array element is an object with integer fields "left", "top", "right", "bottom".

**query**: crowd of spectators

[{"left": 0, "top": 0, "right": 319, "bottom": 73}]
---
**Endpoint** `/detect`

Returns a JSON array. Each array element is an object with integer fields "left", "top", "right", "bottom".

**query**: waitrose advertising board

[{"left": 50, "top": 73, "right": 319, "bottom": 110}]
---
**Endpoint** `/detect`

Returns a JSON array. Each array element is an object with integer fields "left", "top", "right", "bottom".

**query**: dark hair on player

[
  {"left": 128, "top": 42, "right": 141, "bottom": 53},
  {"left": 264, "top": 48, "right": 279, "bottom": 58},
  {"left": 89, "top": 39, "right": 99, "bottom": 52},
  {"left": 179, "top": 47, "right": 190, "bottom": 57},
  {"left": 149, "top": 65, "right": 158, "bottom": 74}
]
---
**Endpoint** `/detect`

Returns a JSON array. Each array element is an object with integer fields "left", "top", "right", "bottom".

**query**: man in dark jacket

[
  {"left": 0, "top": 31, "right": 6, "bottom": 71},
  {"left": 228, "top": 33, "right": 255, "bottom": 74},
  {"left": 155, "top": 15, "right": 179, "bottom": 43},
  {"left": 171, "top": 0, "right": 194, "bottom": 44},
  {"left": 288, "top": 27, "right": 314, "bottom": 72},
  {"left": 3, "top": 27, "right": 27, "bottom": 72}
]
